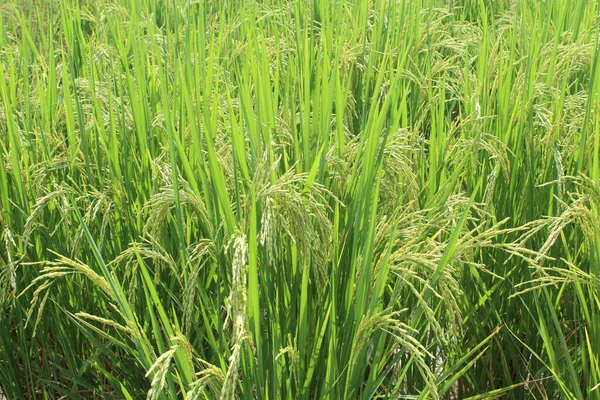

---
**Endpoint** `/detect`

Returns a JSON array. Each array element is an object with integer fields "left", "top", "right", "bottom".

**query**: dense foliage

[{"left": 1, "top": 0, "right": 600, "bottom": 398}]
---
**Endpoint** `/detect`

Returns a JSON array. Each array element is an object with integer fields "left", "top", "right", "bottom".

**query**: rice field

[{"left": 1, "top": 0, "right": 600, "bottom": 398}]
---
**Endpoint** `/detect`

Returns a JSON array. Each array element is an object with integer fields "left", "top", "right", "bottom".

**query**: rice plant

[{"left": 1, "top": 0, "right": 599, "bottom": 398}]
